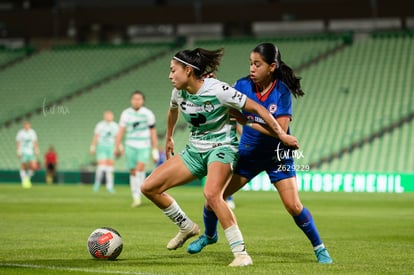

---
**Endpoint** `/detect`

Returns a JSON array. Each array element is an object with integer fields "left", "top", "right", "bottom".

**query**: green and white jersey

[
  {"left": 16, "top": 128, "right": 37, "bottom": 155},
  {"left": 94, "top": 121, "right": 119, "bottom": 147},
  {"left": 170, "top": 78, "right": 247, "bottom": 152},
  {"left": 119, "top": 107, "right": 155, "bottom": 149}
]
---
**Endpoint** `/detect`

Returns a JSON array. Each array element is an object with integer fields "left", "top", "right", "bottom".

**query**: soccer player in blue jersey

[
  {"left": 187, "top": 43, "right": 333, "bottom": 264},
  {"left": 141, "top": 47, "right": 298, "bottom": 267}
]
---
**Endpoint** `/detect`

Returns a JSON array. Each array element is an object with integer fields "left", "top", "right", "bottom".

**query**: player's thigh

[
  {"left": 143, "top": 155, "right": 196, "bottom": 193},
  {"left": 223, "top": 174, "right": 250, "bottom": 199},
  {"left": 204, "top": 147, "right": 236, "bottom": 199},
  {"left": 204, "top": 161, "right": 233, "bottom": 200}
]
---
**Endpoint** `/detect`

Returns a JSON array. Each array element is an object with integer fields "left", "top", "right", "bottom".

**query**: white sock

[
  {"left": 20, "top": 170, "right": 27, "bottom": 182},
  {"left": 135, "top": 171, "right": 145, "bottom": 195},
  {"left": 95, "top": 165, "right": 105, "bottom": 185},
  {"left": 224, "top": 224, "right": 247, "bottom": 256},
  {"left": 105, "top": 166, "right": 114, "bottom": 190},
  {"left": 129, "top": 174, "right": 140, "bottom": 200},
  {"left": 314, "top": 244, "right": 325, "bottom": 251},
  {"left": 162, "top": 200, "right": 193, "bottom": 232}
]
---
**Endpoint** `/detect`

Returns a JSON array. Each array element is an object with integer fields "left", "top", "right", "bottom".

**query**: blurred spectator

[{"left": 44, "top": 146, "right": 58, "bottom": 184}]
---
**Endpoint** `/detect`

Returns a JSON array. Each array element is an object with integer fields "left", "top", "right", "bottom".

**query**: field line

[{"left": 0, "top": 263, "right": 157, "bottom": 275}]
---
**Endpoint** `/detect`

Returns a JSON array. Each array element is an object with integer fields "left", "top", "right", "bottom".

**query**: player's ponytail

[
  {"left": 173, "top": 48, "right": 224, "bottom": 78},
  {"left": 253, "top": 43, "right": 304, "bottom": 98}
]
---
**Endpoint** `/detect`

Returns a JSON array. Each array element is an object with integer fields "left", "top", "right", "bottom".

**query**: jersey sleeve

[
  {"left": 16, "top": 131, "right": 21, "bottom": 141},
  {"left": 94, "top": 122, "right": 100, "bottom": 134},
  {"left": 169, "top": 89, "right": 179, "bottom": 109},
  {"left": 215, "top": 82, "right": 247, "bottom": 110},
  {"left": 32, "top": 130, "right": 38, "bottom": 141},
  {"left": 147, "top": 110, "right": 156, "bottom": 128},
  {"left": 119, "top": 110, "right": 128, "bottom": 127}
]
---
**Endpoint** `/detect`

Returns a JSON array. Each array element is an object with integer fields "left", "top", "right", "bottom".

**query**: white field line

[{"left": 0, "top": 263, "right": 163, "bottom": 275}]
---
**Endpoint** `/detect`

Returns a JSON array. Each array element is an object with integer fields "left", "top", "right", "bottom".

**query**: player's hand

[
  {"left": 152, "top": 148, "right": 160, "bottom": 163},
  {"left": 229, "top": 108, "right": 248, "bottom": 125},
  {"left": 165, "top": 138, "right": 174, "bottom": 160},
  {"left": 114, "top": 145, "right": 124, "bottom": 158},
  {"left": 279, "top": 134, "right": 299, "bottom": 149}
]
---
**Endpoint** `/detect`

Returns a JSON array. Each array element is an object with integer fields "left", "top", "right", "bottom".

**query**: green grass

[{"left": 0, "top": 183, "right": 413, "bottom": 275}]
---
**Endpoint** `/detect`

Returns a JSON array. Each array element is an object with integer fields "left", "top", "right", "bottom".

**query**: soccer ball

[{"left": 87, "top": 227, "right": 123, "bottom": 260}]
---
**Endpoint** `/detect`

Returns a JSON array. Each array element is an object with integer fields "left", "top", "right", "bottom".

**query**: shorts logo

[
  {"left": 268, "top": 104, "right": 277, "bottom": 114},
  {"left": 204, "top": 101, "right": 215, "bottom": 112}
]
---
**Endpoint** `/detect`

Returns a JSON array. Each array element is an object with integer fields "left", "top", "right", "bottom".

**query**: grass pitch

[{"left": 0, "top": 183, "right": 413, "bottom": 275}]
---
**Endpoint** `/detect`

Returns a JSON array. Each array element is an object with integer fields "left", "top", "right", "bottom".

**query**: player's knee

[
  {"left": 204, "top": 191, "right": 221, "bottom": 209},
  {"left": 285, "top": 202, "right": 303, "bottom": 216}
]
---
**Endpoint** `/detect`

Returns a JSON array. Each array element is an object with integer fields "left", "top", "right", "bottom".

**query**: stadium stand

[
  {"left": 292, "top": 32, "right": 413, "bottom": 172},
  {"left": 0, "top": 47, "right": 34, "bottom": 68},
  {"left": 0, "top": 43, "right": 173, "bottom": 126},
  {"left": 0, "top": 32, "right": 412, "bottom": 178}
]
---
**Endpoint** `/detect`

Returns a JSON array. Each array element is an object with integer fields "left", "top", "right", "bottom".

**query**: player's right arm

[
  {"left": 114, "top": 126, "right": 125, "bottom": 157},
  {"left": 165, "top": 107, "right": 178, "bottom": 160},
  {"left": 90, "top": 133, "right": 99, "bottom": 155},
  {"left": 16, "top": 141, "right": 21, "bottom": 158}
]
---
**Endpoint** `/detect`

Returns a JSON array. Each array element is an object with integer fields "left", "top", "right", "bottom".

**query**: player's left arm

[
  {"left": 33, "top": 140, "right": 40, "bottom": 156},
  {"left": 149, "top": 125, "right": 159, "bottom": 162},
  {"left": 243, "top": 98, "right": 298, "bottom": 149},
  {"left": 247, "top": 116, "right": 290, "bottom": 137}
]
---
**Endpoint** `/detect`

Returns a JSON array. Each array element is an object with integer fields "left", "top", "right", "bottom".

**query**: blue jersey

[{"left": 234, "top": 76, "right": 292, "bottom": 154}]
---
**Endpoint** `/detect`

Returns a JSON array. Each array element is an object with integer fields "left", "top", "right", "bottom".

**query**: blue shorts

[{"left": 235, "top": 143, "right": 296, "bottom": 183}]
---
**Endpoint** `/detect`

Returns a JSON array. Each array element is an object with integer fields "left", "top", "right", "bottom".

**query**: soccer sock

[
  {"left": 203, "top": 205, "right": 218, "bottom": 238},
  {"left": 162, "top": 200, "right": 194, "bottom": 232},
  {"left": 132, "top": 171, "right": 145, "bottom": 199},
  {"left": 224, "top": 224, "right": 247, "bottom": 256},
  {"left": 293, "top": 207, "right": 323, "bottom": 248},
  {"left": 129, "top": 174, "right": 139, "bottom": 200},
  {"left": 19, "top": 169, "right": 27, "bottom": 182},
  {"left": 105, "top": 166, "right": 114, "bottom": 191},
  {"left": 95, "top": 165, "right": 105, "bottom": 186}
]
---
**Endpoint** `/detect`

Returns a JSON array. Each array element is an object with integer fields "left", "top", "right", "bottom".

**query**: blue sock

[
  {"left": 293, "top": 207, "right": 322, "bottom": 247},
  {"left": 203, "top": 205, "right": 218, "bottom": 238}
]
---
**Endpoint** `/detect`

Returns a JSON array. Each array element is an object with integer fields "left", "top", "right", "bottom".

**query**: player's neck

[
  {"left": 186, "top": 78, "right": 204, "bottom": 94},
  {"left": 257, "top": 79, "right": 275, "bottom": 96}
]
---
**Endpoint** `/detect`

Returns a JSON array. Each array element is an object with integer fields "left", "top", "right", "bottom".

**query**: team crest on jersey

[
  {"left": 204, "top": 101, "right": 215, "bottom": 112},
  {"left": 268, "top": 104, "right": 277, "bottom": 114}
]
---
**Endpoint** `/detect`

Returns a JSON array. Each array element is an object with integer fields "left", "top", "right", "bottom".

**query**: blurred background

[{"left": 0, "top": 0, "right": 413, "bottom": 191}]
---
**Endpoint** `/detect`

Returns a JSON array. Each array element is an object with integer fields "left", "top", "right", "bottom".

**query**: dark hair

[
  {"left": 131, "top": 90, "right": 145, "bottom": 100},
  {"left": 173, "top": 48, "right": 224, "bottom": 78},
  {"left": 253, "top": 43, "right": 304, "bottom": 98}
]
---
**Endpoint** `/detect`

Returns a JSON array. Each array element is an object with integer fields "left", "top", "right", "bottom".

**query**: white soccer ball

[{"left": 87, "top": 227, "right": 123, "bottom": 260}]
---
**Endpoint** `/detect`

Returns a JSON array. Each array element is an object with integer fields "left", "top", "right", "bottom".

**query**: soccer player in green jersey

[
  {"left": 141, "top": 48, "right": 298, "bottom": 267},
  {"left": 90, "top": 111, "right": 119, "bottom": 193},
  {"left": 16, "top": 121, "right": 39, "bottom": 188},
  {"left": 115, "top": 91, "right": 159, "bottom": 207}
]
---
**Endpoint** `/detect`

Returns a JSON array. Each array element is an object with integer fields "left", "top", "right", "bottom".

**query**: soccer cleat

[
  {"left": 229, "top": 254, "right": 253, "bottom": 267},
  {"left": 187, "top": 233, "right": 218, "bottom": 254},
  {"left": 315, "top": 247, "right": 333, "bottom": 264},
  {"left": 93, "top": 183, "right": 100, "bottom": 192},
  {"left": 131, "top": 198, "right": 142, "bottom": 208},
  {"left": 22, "top": 177, "right": 32, "bottom": 189},
  {"left": 167, "top": 223, "right": 200, "bottom": 250}
]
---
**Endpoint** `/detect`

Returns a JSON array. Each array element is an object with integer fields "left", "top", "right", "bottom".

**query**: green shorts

[
  {"left": 20, "top": 152, "right": 36, "bottom": 163},
  {"left": 125, "top": 145, "right": 150, "bottom": 170},
  {"left": 179, "top": 145, "right": 238, "bottom": 179},
  {"left": 96, "top": 144, "right": 115, "bottom": 161}
]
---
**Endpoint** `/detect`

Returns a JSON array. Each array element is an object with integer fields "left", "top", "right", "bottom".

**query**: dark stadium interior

[{"left": 1, "top": 0, "right": 413, "bottom": 44}]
